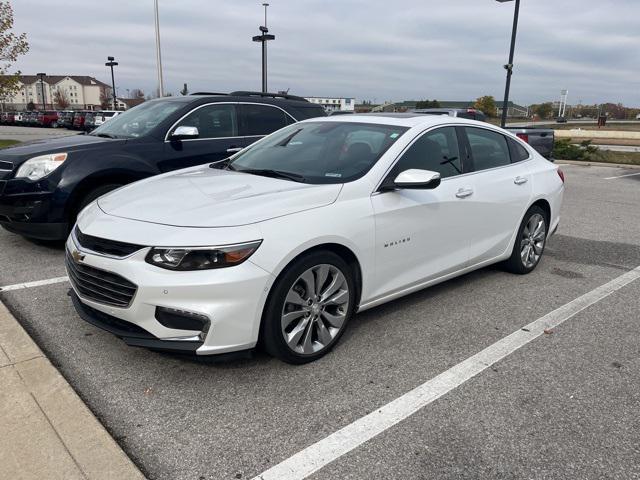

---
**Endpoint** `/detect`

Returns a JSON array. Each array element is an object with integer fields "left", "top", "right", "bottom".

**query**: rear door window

[
  {"left": 465, "top": 127, "right": 511, "bottom": 171},
  {"left": 239, "top": 104, "right": 292, "bottom": 136},
  {"left": 507, "top": 137, "right": 531, "bottom": 162}
]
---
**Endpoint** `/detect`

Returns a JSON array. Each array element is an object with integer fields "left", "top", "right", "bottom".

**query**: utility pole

[
  {"left": 497, "top": 0, "right": 521, "bottom": 128},
  {"left": 105, "top": 57, "right": 118, "bottom": 110},
  {"left": 37, "top": 73, "right": 47, "bottom": 109},
  {"left": 154, "top": 0, "right": 164, "bottom": 97},
  {"left": 252, "top": 3, "right": 275, "bottom": 92}
]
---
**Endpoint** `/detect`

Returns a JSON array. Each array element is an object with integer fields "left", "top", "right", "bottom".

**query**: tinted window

[
  {"left": 241, "top": 104, "right": 291, "bottom": 136},
  {"left": 230, "top": 122, "right": 408, "bottom": 184},
  {"left": 392, "top": 127, "right": 462, "bottom": 179},
  {"left": 174, "top": 104, "right": 237, "bottom": 139},
  {"left": 465, "top": 127, "right": 510, "bottom": 171},
  {"left": 508, "top": 137, "right": 530, "bottom": 162},
  {"left": 91, "top": 99, "right": 184, "bottom": 138}
]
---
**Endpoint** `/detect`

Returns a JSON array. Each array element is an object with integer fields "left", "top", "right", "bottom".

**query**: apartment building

[
  {"left": 1, "top": 75, "right": 112, "bottom": 110},
  {"left": 304, "top": 96, "right": 355, "bottom": 113}
]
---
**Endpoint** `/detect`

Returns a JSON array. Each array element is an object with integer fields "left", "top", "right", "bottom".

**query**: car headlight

[
  {"left": 15, "top": 153, "right": 68, "bottom": 180},
  {"left": 145, "top": 240, "right": 262, "bottom": 271}
]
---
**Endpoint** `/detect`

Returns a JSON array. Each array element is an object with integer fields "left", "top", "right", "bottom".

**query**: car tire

[
  {"left": 71, "top": 184, "right": 122, "bottom": 231},
  {"left": 262, "top": 250, "right": 356, "bottom": 364},
  {"left": 503, "top": 205, "right": 549, "bottom": 275}
]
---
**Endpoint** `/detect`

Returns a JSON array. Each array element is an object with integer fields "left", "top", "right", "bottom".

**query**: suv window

[
  {"left": 392, "top": 127, "right": 463, "bottom": 179},
  {"left": 465, "top": 127, "right": 510, "bottom": 171},
  {"left": 174, "top": 104, "right": 237, "bottom": 139},
  {"left": 240, "top": 104, "right": 292, "bottom": 136},
  {"left": 508, "top": 137, "right": 530, "bottom": 162}
]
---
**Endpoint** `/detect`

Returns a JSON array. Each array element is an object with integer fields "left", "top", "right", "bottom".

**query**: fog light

[{"left": 155, "top": 307, "right": 210, "bottom": 334}]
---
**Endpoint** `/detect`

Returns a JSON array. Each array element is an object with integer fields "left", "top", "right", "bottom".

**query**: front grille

[
  {"left": 75, "top": 226, "right": 144, "bottom": 257},
  {"left": 66, "top": 249, "right": 137, "bottom": 307},
  {"left": 0, "top": 161, "right": 12, "bottom": 171}
]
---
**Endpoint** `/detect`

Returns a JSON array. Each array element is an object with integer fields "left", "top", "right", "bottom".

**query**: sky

[{"left": 9, "top": 0, "right": 640, "bottom": 106}]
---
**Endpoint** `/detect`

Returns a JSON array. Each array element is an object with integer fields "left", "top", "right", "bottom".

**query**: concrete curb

[
  {"left": 0, "top": 301, "right": 145, "bottom": 480},
  {"left": 556, "top": 159, "right": 640, "bottom": 170}
]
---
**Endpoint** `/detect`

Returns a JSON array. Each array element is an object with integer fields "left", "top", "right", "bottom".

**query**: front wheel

[
  {"left": 503, "top": 205, "right": 548, "bottom": 274},
  {"left": 262, "top": 251, "right": 356, "bottom": 364}
]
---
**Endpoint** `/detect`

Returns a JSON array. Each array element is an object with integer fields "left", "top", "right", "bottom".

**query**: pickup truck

[{"left": 503, "top": 126, "right": 554, "bottom": 160}]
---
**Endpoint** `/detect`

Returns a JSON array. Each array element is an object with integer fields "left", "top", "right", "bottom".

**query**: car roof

[{"left": 299, "top": 113, "right": 488, "bottom": 128}]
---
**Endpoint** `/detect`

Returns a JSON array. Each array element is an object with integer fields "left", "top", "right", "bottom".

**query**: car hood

[
  {"left": 0, "top": 134, "right": 121, "bottom": 163},
  {"left": 97, "top": 166, "right": 342, "bottom": 228}
]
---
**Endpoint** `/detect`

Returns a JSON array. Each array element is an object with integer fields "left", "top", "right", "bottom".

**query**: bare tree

[
  {"left": 99, "top": 87, "right": 111, "bottom": 109},
  {"left": 0, "top": 2, "right": 28, "bottom": 102},
  {"left": 130, "top": 88, "right": 145, "bottom": 99},
  {"left": 53, "top": 88, "right": 70, "bottom": 108}
]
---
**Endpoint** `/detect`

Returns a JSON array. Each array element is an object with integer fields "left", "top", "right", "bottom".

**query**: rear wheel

[
  {"left": 503, "top": 205, "right": 548, "bottom": 274},
  {"left": 262, "top": 251, "right": 356, "bottom": 364}
]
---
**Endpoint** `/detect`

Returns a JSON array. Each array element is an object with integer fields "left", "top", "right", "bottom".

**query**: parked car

[
  {"left": 38, "top": 111, "right": 60, "bottom": 128},
  {"left": 72, "top": 111, "right": 89, "bottom": 130},
  {"left": 57, "top": 111, "right": 75, "bottom": 129},
  {"left": 556, "top": 117, "right": 568, "bottom": 123},
  {"left": 0, "top": 91, "right": 326, "bottom": 240},
  {"left": 5, "top": 112, "right": 15, "bottom": 124},
  {"left": 66, "top": 113, "right": 564, "bottom": 363},
  {"left": 14, "top": 112, "right": 24, "bottom": 124},
  {"left": 0, "top": 112, "right": 8, "bottom": 123},
  {"left": 93, "top": 110, "right": 121, "bottom": 127},
  {"left": 27, "top": 111, "right": 40, "bottom": 126},
  {"left": 503, "top": 126, "right": 555, "bottom": 160},
  {"left": 415, "top": 108, "right": 487, "bottom": 122},
  {"left": 83, "top": 112, "right": 97, "bottom": 131}
]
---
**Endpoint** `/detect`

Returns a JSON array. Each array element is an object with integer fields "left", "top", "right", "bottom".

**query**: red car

[
  {"left": 37, "top": 110, "right": 60, "bottom": 127},
  {"left": 72, "top": 111, "right": 89, "bottom": 130}
]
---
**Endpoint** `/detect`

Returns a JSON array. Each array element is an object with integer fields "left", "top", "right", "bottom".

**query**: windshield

[
  {"left": 90, "top": 100, "right": 185, "bottom": 138},
  {"left": 229, "top": 121, "right": 408, "bottom": 184}
]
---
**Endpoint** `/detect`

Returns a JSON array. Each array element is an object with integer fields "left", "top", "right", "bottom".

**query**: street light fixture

[
  {"left": 105, "top": 56, "right": 118, "bottom": 110},
  {"left": 496, "top": 0, "right": 521, "bottom": 128},
  {"left": 37, "top": 72, "right": 47, "bottom": 109},
  {"left": 252, "top": 3, "right": 275, "bottom": 93}
]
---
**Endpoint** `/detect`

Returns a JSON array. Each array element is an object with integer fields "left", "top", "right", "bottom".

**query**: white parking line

[
  {"left": 604, "top": 172, "right": 640, "bottom": 180},
  {"left": 0, "top": 276, "right": 69, "bottom": 292},
  {"left": 254, "top": 265, "right": 640, "bottom": 480}
]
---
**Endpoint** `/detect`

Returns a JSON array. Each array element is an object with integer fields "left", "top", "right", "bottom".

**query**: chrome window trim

[
  {"left": 163, "top": 101, "right": 297, "bottom": 143},
  {"left": 372, "top": 123, "right": 533, "bottom": 194}
]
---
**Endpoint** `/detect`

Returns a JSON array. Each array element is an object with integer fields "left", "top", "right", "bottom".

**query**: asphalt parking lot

[
  {"left": 0, "top": 125, "right": 79, "bottom": 142},
  {"left": 1, "top": 163, "right": 639, "bottom": 480}
]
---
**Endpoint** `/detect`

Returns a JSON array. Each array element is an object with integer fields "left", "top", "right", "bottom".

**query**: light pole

[
  {"left": 497, "top": 0, "right": 521, "bottom": 128},
  {"left": 252, "top": 3, "right": 275, "bottom": 93},
  {"left": 105, "top": 56, "right": 118, "bottom": 110},
  {"left": 37, "top": 72, "right": 47, "bottom": 109},
  {"left": 154, "top": 0, "right": 164, "bottom": 97}
]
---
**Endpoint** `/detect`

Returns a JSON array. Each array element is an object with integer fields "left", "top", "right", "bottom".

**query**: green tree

[
  {"left": 474, "top": 96, "right": 497, "bottom": 117},
  {"left": 533, "top": 102, "right": 554, "bottom": 119},
  {"left": 415, "top": 99, "right": 440, "bottom": 109},
  {"left": 0, "top": 2, "right": 29, "bottom": 101}
]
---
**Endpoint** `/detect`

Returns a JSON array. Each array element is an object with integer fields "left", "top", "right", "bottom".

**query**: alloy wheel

[
  {"left": 520, "top": 213, "right": 546, "bottom": 268},
  {"left": 281, "top": 264, "right": 349, "bottom": 355}
]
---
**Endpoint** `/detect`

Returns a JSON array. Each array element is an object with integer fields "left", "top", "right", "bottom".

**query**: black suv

[
  {"left": 414, "top": 108, "right": 487, "bottom": 122},
  {"left": 0, "top": 92, "right": 326, "bottom": 240}
]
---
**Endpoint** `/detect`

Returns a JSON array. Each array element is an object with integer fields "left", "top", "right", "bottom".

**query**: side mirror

[
  {"left": 170, "top": 125, "right": 199, "bottom": 140},
  {"left": 381, "top": 169, "right": 441, "bottom": 191}
]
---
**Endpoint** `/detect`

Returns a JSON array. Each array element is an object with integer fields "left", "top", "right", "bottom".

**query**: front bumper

[{"left": 66, "top": 233, "right": 274, "bottom": 356}]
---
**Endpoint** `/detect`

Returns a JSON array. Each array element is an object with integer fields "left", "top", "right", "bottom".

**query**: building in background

[
  {"left": 0, "top": 75, "right": 112, "bottom": 110},
  {"left": 115, "top": 97, "right": 145, "bottom": 110},
  {"left": 304, "top": 96, "right": 355, "bottom": 113}
]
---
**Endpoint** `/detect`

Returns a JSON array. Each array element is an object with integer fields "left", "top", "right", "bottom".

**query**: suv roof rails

[
  {"left": 229, "top": 91, "right": 308, "bottom": 102},
  {"left": 190, "top": 92, "right": 229, "bottom": 96}
]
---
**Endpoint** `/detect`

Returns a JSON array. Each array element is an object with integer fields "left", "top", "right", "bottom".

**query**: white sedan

[{"left": 66, "top": 114, "right": 564, "bottom": 364}]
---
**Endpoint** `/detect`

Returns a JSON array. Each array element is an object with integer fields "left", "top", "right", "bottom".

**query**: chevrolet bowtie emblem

[{"left": 71, "top": 249, "right": 85, "bottom": 263}]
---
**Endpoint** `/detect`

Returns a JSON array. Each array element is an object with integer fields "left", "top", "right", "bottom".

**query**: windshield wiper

[
  {"left": 209, "top": 158, "right": 236, "bottom": 170},
  {"left": 236, "top": 168, "right": 305, "bottom": 183},
  {"left": 91, "top": 132, "right": 117, "bottom": 139}
]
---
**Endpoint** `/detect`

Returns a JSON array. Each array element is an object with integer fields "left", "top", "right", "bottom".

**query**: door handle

[
  {"left": 514, "top": 176, "right": 528, "bottom": 185},
  {"left": 455, "top": 188, "right": 474, "bottom": 198},
  {"left": 226, "top": 147, "right": 243, "bottom": 153}
]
